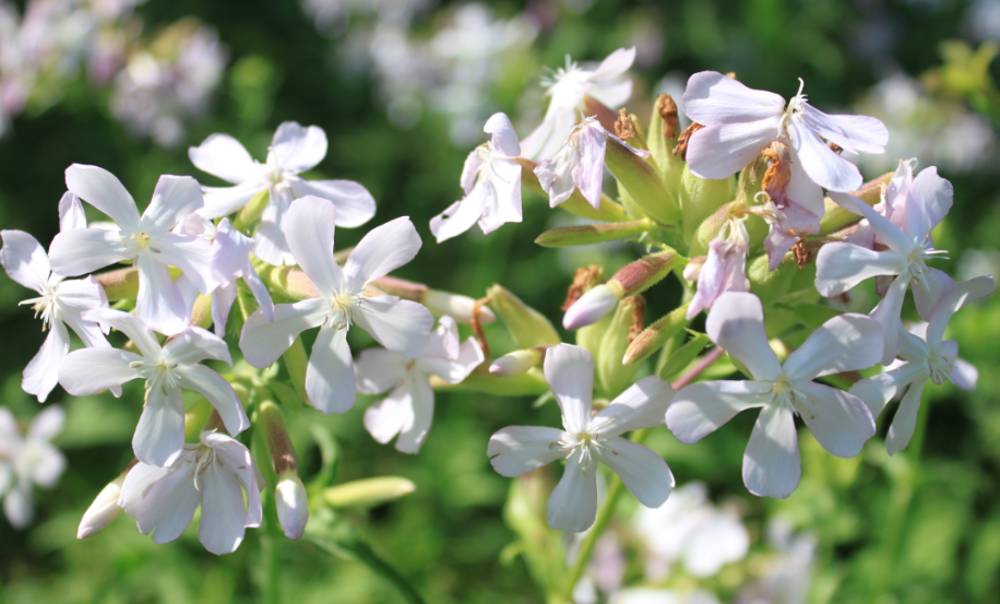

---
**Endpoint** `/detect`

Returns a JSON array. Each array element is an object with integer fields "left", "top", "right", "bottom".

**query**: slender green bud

[
  {"left": 534, "top": 218, "right": 657, "bottom": 248},
  {"left": 323, "top": 476, "right": 416, "bottom": 509},
  {"left": 596, "top": 296, "right": 643, "bottom": 397},
  {"left": 431, "top": 368, "right": 548, "bottom": 396},
  {"left": 606, "top": 137, "right": 680, "bottom": 225},
  {"left": 622, "top": 304, "right": 689, "bottom": 365},
  {"left": 611, "top": 250, "right": 679, "bottom": 296},
  {"left": 819, "top": 172, "right": 892, "bottom": 234},
  {"left": 647, "top": 93, "right": 686, "bottom": 201},
  {"left": 681, "top": 166, "right": 734, "bottom": 248},
  {"left": 486, "top": 284, "right": 561, "bottom": 348}
]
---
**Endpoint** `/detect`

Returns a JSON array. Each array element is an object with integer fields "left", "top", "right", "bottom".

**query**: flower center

[
  {"left": 131, "top": 357, "right": 179, "bottom": 391},
  {"left": 545, "top": 59, "right": 589, "bottom": 111},
  {"left": 326, "top": 291, "right": 357, "bottom": 330},
  {"left": 19, "top": 286, "right": 58, "bottom": 330},
  {"left": 559, "top": 430, "right": 603, "bottom": 470},
  {"left": 779, "top": 78, "right": 808, "bottom": 136},
  {"left": 926, "top": 348, "right": 954, "bottom": 385}
]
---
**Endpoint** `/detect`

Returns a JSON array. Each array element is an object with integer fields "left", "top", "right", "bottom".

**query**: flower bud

[
  {"left": 681, "top": 166, "right": 734, "bottom": 246},
  {"left": 77, "top": 473, "right": 126, "bottom": 539},
  {"left": 622, "top": 304, "right": 689, "bottom": 365},
  {"left": 487, "top": 284, "right": 561, "bottom": 348},
  {"left": 534, "top": 218, "right": 657, "bottom": 248},
  {"left": 423, "top": 289, "right": 495, "bottom": 324},
  {"left": 489, "top": 348, "right": 543, "bottom": 377},
  {"left": 562, "top": 283, "right": 622, "bottom": 330},
  {"left": 275, "top": 473, "right": 308, "bottom": 539},
  {"left": 323, "top": 476, "right": 416, "bottom": 509},
  {"left": 596, "top": 296, "right": 644, "bottom": 397},
  {"left": 647, "top": 94, "right": 685, "bottom": 194},
  {"left": 610, "top": 250, "right": 678, "bottom": 296},
  {"left": 605, "top": 136, "right": 680, "bottom": 225},
  {"left": 819, "top": 171, "right": 893, "bottom": 234}
]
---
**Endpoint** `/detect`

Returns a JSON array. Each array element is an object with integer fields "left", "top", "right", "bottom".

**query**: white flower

[
  {"left": 275, "top": 473, "right": 308, "bottom": 539},
  {"left": 534, "top": 116, "right": 607, "bottom": 209},
  {"left": 59, "top": 309, "right": 248, "bottom": 466},
  {"left": 686, "top": 217, "right": 750, "bottom": 319},
  {"left": 815, "top": 165, "right": 954, "bottom": 363},
  {"left": 430, "top": 112, "right": 523, "bottom": 242},
  {"left": 189, "top": 122, "right": 377, "bottom": 264},
  {"left": 239, "top": 197, "right": 434, "bottom": 413},
  {"left": 1, "top": 228, "right": 110, "bottom": 402},
  {"left": 521, "top": 47, "right": 635, "bottom": 161},
  {"left": 0, "top": 406, "right": 65, "bottom": 528},
  {"left": 48, "top": 164, "right": 216, "bottom": 335},
  {"left": 851, "top": 276, "right": 995, "bottom": 453},
  {"left": 356, "top": 316, "right": 484, "bottom": 453},
  {"left": 77, "top": 473, "right": 125, "bottom": 539},
  {"left": 634, "top": 482, "right": 749, "bottom": 579},
  {"left": 118, "top": 431, "right": 261, "bottom": 555},
  {"left": 666, "top": 292, "right": 881, "bottom": 498},
  {"left": 488, "top": 344, "right": 675, "bottom": 532},
  {"left": 682, "top": 71, "right": 888, "bottom": 193}
]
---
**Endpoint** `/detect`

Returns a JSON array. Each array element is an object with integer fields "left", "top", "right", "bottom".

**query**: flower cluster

[{"left": 0, "top": 47, "right": 992, "bottom": 590}]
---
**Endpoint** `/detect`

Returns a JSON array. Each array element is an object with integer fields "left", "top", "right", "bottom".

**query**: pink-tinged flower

[
  {"left": 1, "top": 229, "right": 110, "bottom": 402},
  {"left": 239, "top": 198, "right": 434, "bottom": 414},
  {"left": 356, "top": 316, "right": 484, "bottom": 453},
  {"left": 189, "top": 122, "right": 376, "bottom": 264},
  {"left": 118, "top": 431, "right": 261, "bottom": 555},
  {"left": 0, "top": 406, "right": 65, "bottom": 528},
  {"left": 815, "top": 166, "right": 954, "bottom": 363},
  {"left": 535, "top": 117, "right": 607, "bottom": 209},
  {"left": 686, "top": 218, "right": 750, "bottom": 319},
  {"left": 758, "top": 145, "right": 826, "bottom": 269},
  {"left": 431, "top": 112, "right": 523, "bottom": 242},
  {"left": 521, "top": 47, "right": 635, "bottom": 161},
  {"left": 58, "top": 310, "right": 248, "bottom": 467},
  {"left": 48, "top": 164, "right": 216, "bottom": 335},
  {"left": 563, "top": 283, "right": 621, "bottom": 330},
  {"left": 666, "top": 293, "right": 881, "bottom": 498},
  {"left": 851, "top": 276, "right": 994, "bottom": 453},
  {"left": 488, "top": 344, "right": 675, "bottom": 532},
  {"left": 175, "top": 215, "right": 274, "bottom": 337},
  {"left": 682, "top": 72, "right": 888, "bottom": 192}
]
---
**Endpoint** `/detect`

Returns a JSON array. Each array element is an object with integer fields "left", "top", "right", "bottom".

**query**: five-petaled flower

[
  {"left": 535, "top": 116, "right": 608, "bottom": 209},
  {"left": 58, "top": 309, "right": 248, "bottom": 467},
  {"left": 666, "top": 292, "right": 882, "bottom": 498},
  {"left": 240, "top": 197, "right": 433, "bottom": 413},
  {"left": 0, "top": 406, "right": 65, "bottom": 528},
  {"left": 356, "top": 316, "right": 484, "bottom": 453},
  {"left": 488, "top": 344, "right": 675, "bottom": 532},
  {"left": 189, "top": 122, "right": 376, "bottom": 264}
]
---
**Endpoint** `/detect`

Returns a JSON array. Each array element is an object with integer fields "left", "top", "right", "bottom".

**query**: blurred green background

[{"left": 1, "top": 1, "right": 998, "bottom": 602}]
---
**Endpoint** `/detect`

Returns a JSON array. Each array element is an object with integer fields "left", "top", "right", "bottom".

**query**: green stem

[
  {"left": 311, "top": 535, "right": 427, "bottom": 604},
  {"left": 263, "top": 497, "right": 282, "bottom": 604},
  {"left": 561, "top": 475, "right": 626, "bottom": 601}
]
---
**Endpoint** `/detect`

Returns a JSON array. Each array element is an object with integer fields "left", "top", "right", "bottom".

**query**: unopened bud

[
  {"left": 534, "top": 218, "right": 658, "bottom": 248},
  {"left": 682, "top": 167, "right": 735, "bottom": 247},
  {"left": 323, "top": 476, "right": 416, "bottom": 509},
  {"left": 597, "top": 296, "right": 644, "bottom": 397},
  {"left": 77, "top": 472, "right": 126, "bottom": 539},
  {"left": 647, "top": 93, "right": 686, "bottom": 199},
  {"left": 275, "top": 473, "right": 308, "bottom": 539},
  {"left": 622, "top": 304, "right": 689, "bottom": 365},
  {"left": 423, "top": 289, "right": 495, "bottom": 324},
  {"left": 562, "top": 283, "right": 622, "bottom": 330},
  {"left": 606, "top": 137, "right": 680, "bottom": 225},
  {"left": 610, "top": 250, "right": 678, "bottom": 296},
  {"left": 819, "top": 171, "right": 893, "bottom": 234},
  {"left": 489, "top": 348, "right": 543, "bottom": 377},
  {"left": 487, "top": 284, "right": 560, "bottom": 348}
]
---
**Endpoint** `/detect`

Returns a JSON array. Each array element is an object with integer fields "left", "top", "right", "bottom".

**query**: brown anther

[
  {"left": 562, "top": 265, "right": 604, "bottom": 311},
  {"left": 614, "top": 108, "right": 636, "bottom": 141},
  {"left": 828, "top": 142, "right": 843, "bottom": 154},
  {"left": 673, "top": 123, "right": 704, "bottom": 159},
  {"left": 470, "top": 296, "right": 491, "bottom": 359},
  {"left": 792, "top": 239, "right": 811, "bottom": 268},
  {"left": 761, "top": 142, "right": 791, "bottom": 206},
  {"left": 627, "top": 295, "right": 646, "bottom": 342},
  {"left": 656, "top": 93, "right": 679, "bottom": 140}
]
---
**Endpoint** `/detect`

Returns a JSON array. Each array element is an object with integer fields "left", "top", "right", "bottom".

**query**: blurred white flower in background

[
  {"left": 736, "top": 520, "right": 817, "bottom": 604},
  {"left": 0, "top": 406, "right": 66, "bottom": 528}
]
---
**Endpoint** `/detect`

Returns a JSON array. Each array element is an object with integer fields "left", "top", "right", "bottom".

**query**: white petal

[
  {"left": 590, "top": 376, "right": 674, "bottom": 438},
  {"left": 788, "top": 118, "right": 862, "bottom": 192},
  {"left": 951, "top": 359, "right": 977, "bottom": 391},
  {"left": 135, "top": 255, "right": 191, "bottom": 336},
  {"left": 198, "top": 462, "right": 248, "bottom": 555},
  {"left": 275, "top": 475, "right": 308, "bottom": 539},
  {"left": 65, "top": 164, "right": 140, "bottom": 230},
  {"left": 305, "top": 326, "right": 355, "bottom": 413},
  {"left": 202, "top": 432, "right": 261, "bottom": 527},
  {"left": 281, "top": 196, "right": 343, "bottom": 294},
  {"left": 393, "top": 375, "right": 434, "bottom": 454},
  {"left": 291, "top": 179, "right": 376, "bottom": 228},
  {"left": 431, "top": 195, "right": 485, "bottom": 243},
  {"left": 254, "top": 193, "right": 294, "bottom": 265},
  {"left": 547, "top": 458, "right": 598, "bottom": 532},
  {"left": 28, "top": 405, "right": 65, "bottom": 441},
  {"left": 705, "top": 292, "right": 781, "bottom": 380},
  {"left": 484, "top": 112, "right": 521, "bottom": 157},
  {"left": 597, "top": 437, "right": 674, "bottom": 508},
  {"left": 96, "top": 309, "right": 162, "bottom": 357},
  {"left": 589, "top": 47, "right": 636, "bottom": 83},
  {"left": 120, "top": 460, "right": 198, "bottom": 543},
  {"left": 793, "top": 382, "right": 875, "bottom": 457},
  {"left": 1, "top": 229, "right": 49, "bottom": 291},
  {"left": 487, "top": 426, "right": 565, "bottom": 476},
  {"left": 742, "top": 404, "right": 800, "bottom": 498},
  {"left": 164, "top": 326, "right": 232, "bottom": 366},
  {"left": 520, "top": 108, "right": 577, "bottom": 162},
  {"left": 828, "top": 191, "right": 913, "bottom": 253},
  {"left": 239, "top": 298, "right": 326, "bottom": 368},
  {"left": 352, "top": 296, "right": 434, "bottom": 355},
  {"left": 912, "top": 267, "right": 954, "bottom": 321},
  {"left": 132, "top": 386, "right": 185, "bottom": 466},
  {"left": 904, "top": 167, "right": 952, "bottom": 242},
  {"left": 58, "top": 347, "right": 140, "bottom": 395},
  {"left": 364, "top": 387, "right": 409, "bottom": 445},
  {"left": 156, "top": 232, "right": 219, "bottom": 294},
  {"left": 29, "top": 442, "right": 65, "bottom": 487},
  {"left": 176, "top": 365, "right": 248, "bottom": 436},
  {"left": 926, "top": 275, "right": 996, "bottom": 345},
  {"left": 800, "top": 105, "right": 888, "bottom": 155},
  {"left": 269, "top": 122, "right": 327, "bottom": 173},
  {"left": 682, "top": 71, "right": 785, "bottom": 124},
  {"left": 685, "top": 119, "right": 779, "bottom": 180},
  {"left": 849, "top": 361, "right": 925, "bottom": 416},
  {"left": 666, "top": 380, "right": 771, "bottom": 443},
  {"left": 783, "top": 313, "right": 883, "bottom": 380},
  {"left": 871, "top": 276, "right": 909, "bottom": 364},
  {"left": 886, "top": 381, "right": 926, "bottom": 454},
  {"left": 343, "top": 217, "right": 422, "bottom": 288},
  {"left": 58, "top": 192, "right": 87, "bottom": 232},
  {"left": 417, "top": 337, "right": 484, "bottom": 384},
  {"left": 189, "top": 133, "right": 257, "bottom": 183},
  {"left": 477, "top": 159, "right": 523, "bottom": 231},
  {"left": 23, "top": 324, "right": 69, "bottom": 402},
  {"left": 142, "top": 175, "right": 204, "bottom": 232},
  {"left": 814, "top": 243, "right": 904, "bottom": 296},
  {"left": 354, "top": 348, "right": 407, "bottom": 394},
  {"left": 200, "top": 183, "right": 263, "bottom": 219},
  {"left": 544, "top": 344, "right": 594, "bottom": 434},
  {"left": 48, "top": 227, "right": 129, "bottom": 276},
  {"left": 4, "top": 485, "right": 34, "bottom": 528}
]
